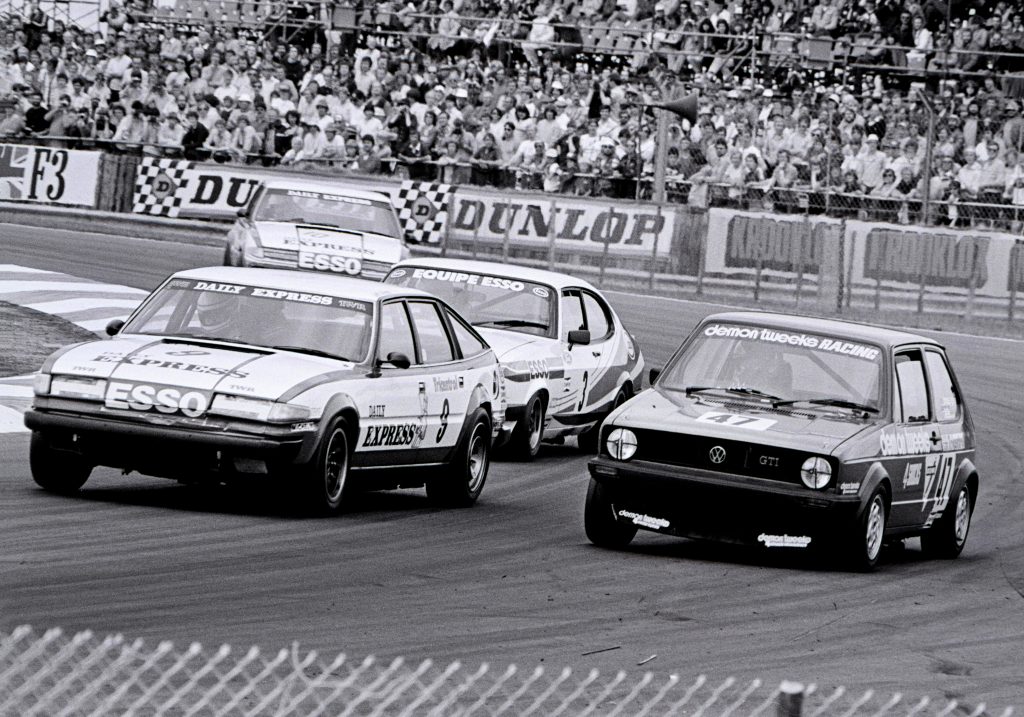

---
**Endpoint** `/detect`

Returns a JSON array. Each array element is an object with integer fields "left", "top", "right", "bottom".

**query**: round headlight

[
  {"left": 606, "top": 428, "right": 638, "bottom": 461},
  {"left": 800, "top": 456, "right": 832, "bottom": 489}
]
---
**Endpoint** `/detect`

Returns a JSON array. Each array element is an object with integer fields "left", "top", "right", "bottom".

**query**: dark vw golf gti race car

[{"left": 586, "top": 311, "right": 978, "bottom": 570}]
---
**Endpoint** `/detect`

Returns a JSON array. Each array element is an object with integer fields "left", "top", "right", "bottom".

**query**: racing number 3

[{"left": 436, "top": 398, "right": 450, "bottom": 443}]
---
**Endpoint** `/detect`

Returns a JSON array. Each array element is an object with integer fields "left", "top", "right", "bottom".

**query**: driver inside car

[{"left": 729, "top": 341, "right": 793, "bottom": 397}]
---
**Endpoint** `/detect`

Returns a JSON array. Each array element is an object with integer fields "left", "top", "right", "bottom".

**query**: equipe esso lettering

[
  {"left": 105, "top": 382, "right": 208, "bottom": 417},
  {"left": 297, "top": 253, "right": 362, "bottom": 276},
  {"left": 411, "top": 268, "right": 525, "bottom": 291}
]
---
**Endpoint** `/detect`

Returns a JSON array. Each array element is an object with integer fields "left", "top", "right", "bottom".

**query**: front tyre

[
  {"left": 300, "top": 420, "right": 352, "bottom": 514},
  {"left": 508, "top": 393, "right": 545, "bottom": 461},
  {"left": 584, "top": 478, "right": 637, "bottom": 548},
  {"left": 427, "top": 408, "right": 490, "bottom": 507},
  {"left": 30, "top": 432, "right": 92, "bottom": 494},
  {"left": 921, "top": 484, "right": 972, "bottom": 559},
  {"left": 846, "top": 488, "right": 888, "bottom": 571}
]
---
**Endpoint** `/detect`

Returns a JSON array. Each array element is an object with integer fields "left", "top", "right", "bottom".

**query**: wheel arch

[
  {"left": 295, "top": 393, "right": 360, "bottom": 464},
  {"left": 861, "top": 461, "right": 893, "bottom": 515}
]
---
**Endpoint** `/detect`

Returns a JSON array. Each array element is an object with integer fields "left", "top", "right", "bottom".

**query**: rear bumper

[
  {"left": 26, "top": 409, "right": 316, "bottom": 480},
  {"left": 588, "top": 456, "right": 863, "bottom": 547}
]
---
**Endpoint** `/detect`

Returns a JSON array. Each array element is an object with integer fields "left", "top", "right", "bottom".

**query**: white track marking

[
  {"left": 0, "top": 405, "right": 28, "bottom": 433},
  {"left": 0, "top": 264, "right": 56, "bottom": 273},
  {"left": 0, "top": 281, "right": 147, "bottom": 296},
  {"left": 25, "top": 298, "right": 143, "bottom": 314},
  {"left": 0, "top": 382, "right": 33, "bottom": 398}
]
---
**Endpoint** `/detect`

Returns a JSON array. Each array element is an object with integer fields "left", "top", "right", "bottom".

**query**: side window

[
  {"left": 560, "top": 291, "right": 585, "bottom": 342},
  {"left": 378, "top": 301, "right": 416, "bottom": 363},
  {"left": 446, "top": 309, "right": 489, "bottom": 358},
  {"left": 926, "top": 350, "right": 961, "bottom": 422},
  {"left": 894, "top": 350, "right": 930, "bottom": 423},
  {"left": 407, "top": 301, "right": 456, "bottom": 364},
  {"left": 581, "top": 291, "right": 613, "bottom": 341}
]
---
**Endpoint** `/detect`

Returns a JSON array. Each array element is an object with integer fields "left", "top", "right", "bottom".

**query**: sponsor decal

[
  {"left": 863, "top": 228, "right": 988, "bottom": 288},
  {"left": 618, "top": 510, "right": 670, "bottom": 530},
  {"left": 942, "top": 431, "right": 966, "bottom": 451},
  {"left": 297, "top": 252, "right": 363, "bottom": 275},
  {"left": 389, "top": 268, "right": 407, "bottom": 278},
  {"left": 758, "top": 455, "right": 780, "bottom": 467},
  {"left": 0, "top": 143, "right": 100, "bottom": 206},
  {"left": 725, "top": 215, "right": 823, "bottom": 272},
  {"left": 368, "top": 404, "right": 386, "bottom": 418},
  {"left": 695, "top": 412, "right": 777, "bottom": 431},
  {"left": 104, "top": 381, "right": 208, "bottom": 417},
  {"left": 249, "top": 287, "right": 335, "bottom": 305},
  {"left": 757, "top": 533, "right": 812, "bottom": 548},
  {"left": 902, "top": 463, "right": 922, "bottom": 488},
  {"left": 879, "top": 427, "right": 933, "bottom": 456},
  {"left": 703, "top": 324, "right": 881, "bottom": 362},
  {"left": 165, "top": 350, "right": 210, "bottom": 356},
  {"left": 410, "top": 267, "right": 526, "bottom": 292},
  {"left": 362, "top": 423, "right": 424, "bottom": 447},
  {"left": 533, "top": 286, "right": 550, "bottom": 298},
  {"left": 92, "top": 352, "right": 248, "bottom": 378},
  {"left": 839, "top": 481, "right": 861, "bottom": 495},
  {"left": 170, "top": 279, "right": 371, "bottom": 312},
  {"left": 708, "top": 445, "right": 727, "bottom": 464},
  {"left": 432, "top": 375, "right": 463, "bottom": 392},
  {"left": 71, "top": 365, "right": 99, "bottom": 373},
  {"left": 195, "top": 281, "right": 245, "bottom": 294}
]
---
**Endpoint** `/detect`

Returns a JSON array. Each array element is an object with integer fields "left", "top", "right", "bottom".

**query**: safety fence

[{"left": 0, "top": 625, "right": 1015, "bottom": 717}]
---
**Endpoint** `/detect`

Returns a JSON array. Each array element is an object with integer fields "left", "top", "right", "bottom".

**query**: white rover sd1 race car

[
  {"left": 224, "top": 179, "right": 410, "bottom": 280},
  {"left": 25, "top": 267, "right": 505, "bottom": 513},
  {"left": 385, "top": 259, "right": 644, "bottom": 459}
]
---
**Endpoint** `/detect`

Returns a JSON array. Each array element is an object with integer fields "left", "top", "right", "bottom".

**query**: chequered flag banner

[
  {"left": 132, "top": 157, "right": 191, "bottom": 217},
  {"left": 394, "top": 181, "right": 452, "bottom": 244}
]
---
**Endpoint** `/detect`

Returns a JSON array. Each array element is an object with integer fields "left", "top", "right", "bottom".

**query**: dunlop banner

[
  {"left": 845, "top": 220, "right": 1016, "bottom": 297},
  {"left": 0, "top": 143, "right": 100, "bottom": 207},
  {"left": 704, "top": 209, "right": 840, "bottom": 275},
  {"left": 447, "top": 188, "right": 675, "bottom": 254}
]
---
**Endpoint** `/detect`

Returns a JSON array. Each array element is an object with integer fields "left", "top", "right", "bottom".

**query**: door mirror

[
  {"left": 105, "top": 319, "right": 125, "bottom": 337},
  {"left": 567, "top": 329, "right": 591, "bottom": 348},
  {"left": 649, "top": 367, "right": 661, "bottom": 385},
  {"left": 382, "top": 351, "right": 411, "bottom": 369}
]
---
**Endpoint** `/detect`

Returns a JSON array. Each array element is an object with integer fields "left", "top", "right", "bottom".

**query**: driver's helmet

[{"left": 196, "top": 292, "right": 240, "bottom": 334}]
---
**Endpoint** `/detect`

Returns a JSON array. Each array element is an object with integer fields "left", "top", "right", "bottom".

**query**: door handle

[
  {"left": 591, "top": 351, "right": 602, "bottom": 358},
  {"left": 418, "top": 381, "right": 426, "bottom": 393}
]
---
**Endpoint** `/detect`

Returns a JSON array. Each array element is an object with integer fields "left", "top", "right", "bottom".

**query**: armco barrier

[{"left": 0, "top": 625, "right": 1013, "bottom": 717}]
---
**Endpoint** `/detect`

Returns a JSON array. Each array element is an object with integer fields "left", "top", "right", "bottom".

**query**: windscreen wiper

[
  {"left": 684, "top": 385, "right": 783, "bottom": 401},
  {"left": 773, "top": 397, "right": 879, "bottom": 413},
  {"left": 270, "top": 345, "right": 351, "bottom": 361}
]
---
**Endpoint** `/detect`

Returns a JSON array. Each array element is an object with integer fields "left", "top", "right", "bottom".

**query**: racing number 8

[
  {"left": 436, "top": 398, "right": 450, "bottom": 443},
  {"left": 577, "top": 371, "right": 589, "bottom": 412}
]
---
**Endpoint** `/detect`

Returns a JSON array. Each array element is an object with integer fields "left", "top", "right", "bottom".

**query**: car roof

[
  {"left": 703, "top": 311, "right": 942, "bottom": 349},
  {"left": 259, "top": 179, "right": 392, "bottom": 204},
  {"left": 393, "top": 257, "right": 600, "bottom": 291},
  {"left": 172, "top": 267, "right": 431, "bottom": 302}
]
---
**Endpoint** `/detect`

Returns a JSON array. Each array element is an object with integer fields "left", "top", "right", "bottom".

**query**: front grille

[
  {"left": 630, "top": 430, "right": 823, "bottom": 486},
  {"left": 263, "top": 248, "right": 299, "bottom": 262}
]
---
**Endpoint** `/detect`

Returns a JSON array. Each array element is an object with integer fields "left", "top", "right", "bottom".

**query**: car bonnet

[
  {"left": 475, "top": 328, "right": 552, "bottom": 361},
  {"left": 255, "top": 222, "right": 404, "bottom": 263},
  {"left": 48, "top": 335, "right": 360, "bottom": 402}
]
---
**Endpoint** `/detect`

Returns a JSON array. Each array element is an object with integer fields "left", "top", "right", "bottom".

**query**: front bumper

[
  {"left": 26, "top": 408, "right": 318, "bottom": 481},
  {"left": 588, "top": 456, "right": 863, "bottom": 547}
]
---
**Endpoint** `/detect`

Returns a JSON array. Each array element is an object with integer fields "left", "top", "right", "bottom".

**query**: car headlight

[
  {"left": 242, "top": 227, "right": 264, "bottom": 259},
  {"left": 33, "top": 373, "right": 51, "bottom": 396},
  {"left": 800, "top": 456, "right": 832, "bottom": 489},
  {"left": 47, "top": 375, "right": 107, "bottom": 400},
  {"left": 606, "top": 427, "right": 638, "bottom": 461},
  {"left": 209, "top": 395, "right": 312, "bottom": 423}
]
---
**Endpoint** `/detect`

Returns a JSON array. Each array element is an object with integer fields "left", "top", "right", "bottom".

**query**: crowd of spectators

[{"left": 0, "top": 0, "right": 1023, "bottom": 226}]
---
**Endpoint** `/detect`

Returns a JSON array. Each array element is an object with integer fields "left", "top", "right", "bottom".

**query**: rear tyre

[
  {"left": 921, "top": 484, "right": 972, "bottom": 559},
  {"left": 845, "top": 488, "right": 888, "bottom": 571},
  {"left": 508, "top": 393, "right": 545, "bottom": 461},
  {"left": 30, "top": 432, "right": 92, "bottom": 494},
  {"left": 300, "top": 420, "right": 351, "bottom": 515},
  {"left": 584, "top": 478, "right": 637, "bottom": 548},
  {"left": 578, "top": 385, "right": 629, "bottom": 454},
  {"left": 427, "top": 408, "right": 490, "bottom": 507}
]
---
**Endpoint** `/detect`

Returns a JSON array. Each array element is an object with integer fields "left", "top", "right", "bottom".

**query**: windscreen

[
  {"left": 659, "top": 323, "right": 883, "bottom": 409},
  {"left": 253, "top": 189, "right": 402, "bottom": 238},
  {"left": 385, "top": 266, "right": 556, "bottom": 338},
  {"left": 122, "top": 278, "right": 374, "bottom": 362}
]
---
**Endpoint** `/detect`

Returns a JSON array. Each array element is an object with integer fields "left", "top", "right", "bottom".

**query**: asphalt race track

[{"left": 2, "top": 223, "right": 1023, "bottom": 706}]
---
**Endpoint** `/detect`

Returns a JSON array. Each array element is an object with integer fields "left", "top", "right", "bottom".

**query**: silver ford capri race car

[
  {"left": 224, "top": 179, "right": 410, "bottom": 280},
  {"left": 385, "top": 259, "right": 644, "bottom": 459},
  {"left": 25, "top": 267, "right": 505, "bottom": 513}
]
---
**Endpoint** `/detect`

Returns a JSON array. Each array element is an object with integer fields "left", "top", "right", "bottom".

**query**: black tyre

[
  {"left": 921, "top": 484, "right": 972, "bottom": 559},
  {"left": 846, "top": 488, "right": 888, "bottom": 571},
  {"left": 578, "top": 385, "right": 629, "bottom": 454},
  {"left": 427, "top": 408, "right": 490, "bottom": 507},
  {"left": 584, "top": 478, "right": 637, "bottom": 548},
  {"left": 30, "top": 432, "right": 91, "bottom": 494},
  {"left": 300, "top": 419, "right": 352, "bottom": 514},
  {"left": 508, "top": 393, "right": 545, "bottom": 461}
]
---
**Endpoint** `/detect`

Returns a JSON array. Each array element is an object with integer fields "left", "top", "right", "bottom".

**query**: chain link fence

[{"left": 0, "top": 625, "right": 1015, "bottom": 717}]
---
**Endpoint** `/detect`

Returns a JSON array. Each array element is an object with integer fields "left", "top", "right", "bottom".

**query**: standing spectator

[
  {"left": 859, "top": 134, "right": 888, "bottom": 193},
  {"left": 399, "top": 130, "right": 435, "bottom": 181},
  {"left": 156, "top": 112, "right": 185, "bottom": 155},
  {"left": 44, "top": 93, "right": 75, "bottom": 141},
  {"left": 471, "top": 131, "right": 503, "bottom": 186}
]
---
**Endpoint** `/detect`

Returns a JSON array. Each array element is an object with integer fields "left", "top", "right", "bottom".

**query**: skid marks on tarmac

[{"left": 0, "top": 264, "right": 146, "bottom": 433}]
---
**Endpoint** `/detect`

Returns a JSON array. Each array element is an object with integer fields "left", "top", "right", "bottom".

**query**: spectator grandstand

[{"left": 1, "top": 0, "right": 1023, "bottom": 228}]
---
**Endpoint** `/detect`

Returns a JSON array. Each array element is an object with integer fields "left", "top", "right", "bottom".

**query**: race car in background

[
  {"left": 223, "top": 178, "right": 409, "bottom": 280},
  {"left": 586, "top": 311, "right": 978, "bottom": 570},
  {"left": 385, "top": 258, "right": 644, "bottom": 460},
  {"left": 26, "top": 267, "right": 505, "bottom": 513}
]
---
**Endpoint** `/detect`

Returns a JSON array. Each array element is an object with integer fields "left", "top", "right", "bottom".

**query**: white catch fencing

[{"left": 0, "top": 625, "right": 1015, "bottom": 716}]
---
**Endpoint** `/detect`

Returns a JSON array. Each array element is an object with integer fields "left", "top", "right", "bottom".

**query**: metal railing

[{"left": 0, "top": 625, "right": 1015, "bottom": 716}]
